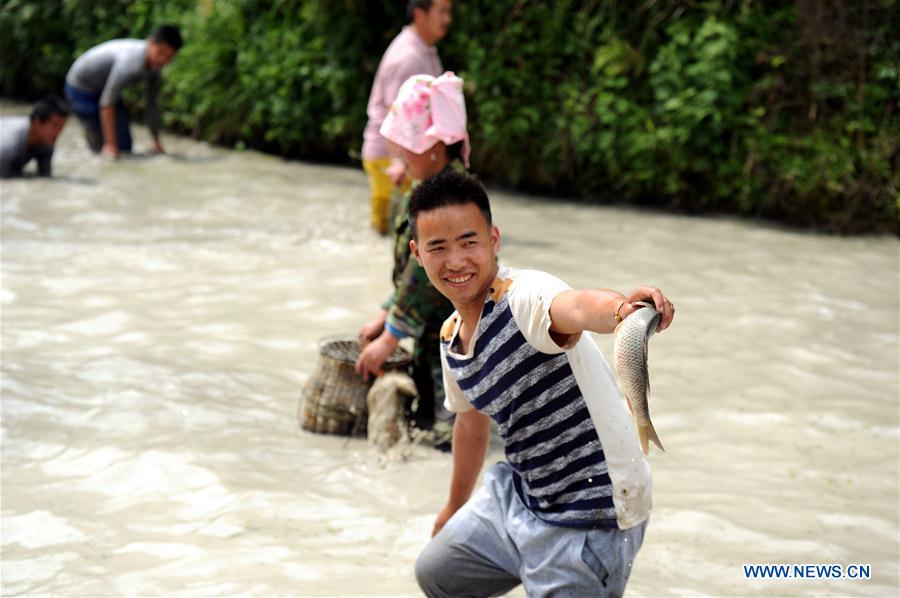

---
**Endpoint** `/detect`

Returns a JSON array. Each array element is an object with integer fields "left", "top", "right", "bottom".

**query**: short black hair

[
  {"left": 153, "top": 24, "right": 182, "bottom": 50},
  {"left": 407, "top": 0, "right": 433, "bottom": 20},
  {"left": 408, "top": 171, "right": 492, "bottom": 240},
  {"left": 31, "top": 95, "right": 70, "bottom": 121}
]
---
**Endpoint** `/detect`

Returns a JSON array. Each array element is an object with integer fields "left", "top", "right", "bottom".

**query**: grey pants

[{"left": 416, "top": 463, "right": 647, "bottom": 598}]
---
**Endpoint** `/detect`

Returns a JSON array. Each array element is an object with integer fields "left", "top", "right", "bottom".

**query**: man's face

[
  {"left": 411, "top": 202, "right": 500, "bottom": 309},
  {"left": 33, "top": 114, "right": 67, "bottom": 146},
  {"left": 146, "top": 41, "right": 177, "bottom": 70},
  {"left": 419, "top": 0, "right": 452, "bottom": 43}
]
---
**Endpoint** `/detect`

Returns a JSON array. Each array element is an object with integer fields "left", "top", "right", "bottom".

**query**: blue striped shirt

[{"left": 441, "top": 280, "right": 619, "bottom": 529}]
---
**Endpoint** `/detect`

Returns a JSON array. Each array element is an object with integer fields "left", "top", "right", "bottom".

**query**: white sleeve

[
  {"left": 441, "top": 347, "right": 473, "bottom": 413},
  {"left": 507, "top": 270, "right": 582, "bottom": 354}
]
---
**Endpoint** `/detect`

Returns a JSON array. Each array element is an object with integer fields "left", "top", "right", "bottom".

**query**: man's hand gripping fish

[{"left": 614, "top": 302, "right": 664, "bottom": 455}]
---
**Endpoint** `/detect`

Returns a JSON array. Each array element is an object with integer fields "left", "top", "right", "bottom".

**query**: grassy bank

[{"left": 1, "top": 0, "right": 896, "bottom": 233}]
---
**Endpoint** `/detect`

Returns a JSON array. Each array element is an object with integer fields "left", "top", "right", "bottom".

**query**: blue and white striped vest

[{"left": 442, "top": 289, "right": 618, "bottom": 529}]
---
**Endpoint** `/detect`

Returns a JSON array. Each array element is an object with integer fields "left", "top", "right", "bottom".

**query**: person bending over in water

[
  {"left": 0, "top": 96, "right": 70, "bottom": 178},
  {"left": 409, "top": 171, "right": 675, "bottom": 597},
  {"left": 64, "top": 25, "right": 182, "bottom": 159},
  {"left": 356, "top": 72, "right": 470, "bottom": 451}
]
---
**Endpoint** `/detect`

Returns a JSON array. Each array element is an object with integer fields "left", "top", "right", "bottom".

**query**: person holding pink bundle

[
  {"left": 361, "top": 0, "right": 452, "bottom": 235},
  {"left": 356, "top": 72, "right": 469, "bottom": 450}
]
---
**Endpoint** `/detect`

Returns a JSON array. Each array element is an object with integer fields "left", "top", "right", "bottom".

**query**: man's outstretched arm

[{"left": 549, "top": 285, "right": 675, "bottom": 337}]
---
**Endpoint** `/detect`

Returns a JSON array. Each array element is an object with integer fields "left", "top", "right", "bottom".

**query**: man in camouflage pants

[
  {"left": 357, "top": 161, "right": 464, "bottom": 449},
  {"left": 356, "top": 71, "right": 471, "bottom": 449}
]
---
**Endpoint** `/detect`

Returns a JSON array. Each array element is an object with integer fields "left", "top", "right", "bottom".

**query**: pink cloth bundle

[{"left": 379, "top": 71, "right": 470, "bottom": 167}]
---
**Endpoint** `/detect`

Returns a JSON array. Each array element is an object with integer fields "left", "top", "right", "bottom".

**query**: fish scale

[{"left": 613, "top": 302, "right": 665, "bottom": 454}]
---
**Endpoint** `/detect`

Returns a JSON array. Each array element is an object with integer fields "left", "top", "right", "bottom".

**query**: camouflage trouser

[{"left": 411, "top": 328, "right": 455, "bottom": 448}]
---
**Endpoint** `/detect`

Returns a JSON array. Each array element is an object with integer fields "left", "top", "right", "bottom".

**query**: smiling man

[{"left": 408, "top": 171, "right": 675, "bottom": 597}]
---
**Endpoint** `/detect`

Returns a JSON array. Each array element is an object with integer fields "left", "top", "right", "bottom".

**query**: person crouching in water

[
  {"left": 64, "top": 25, "right": 182, "bottom": 159},
  {"left": 355, "top": 72, "right": 470, "bottom": 451},
  {"left": 0, "top": 95, "right": 70, "bottom": 178},
  {"left": 408, "top": 171, "right": 675, "bottom": 596}
]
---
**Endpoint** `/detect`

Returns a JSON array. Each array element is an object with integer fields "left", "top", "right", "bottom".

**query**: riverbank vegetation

[{"left": 1, "top": 0, "right": 896, "bottom": 233}]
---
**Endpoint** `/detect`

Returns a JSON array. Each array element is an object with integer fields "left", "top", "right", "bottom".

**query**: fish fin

[{"left": 645, "top": 420, "right": 665, "bottom": 453}]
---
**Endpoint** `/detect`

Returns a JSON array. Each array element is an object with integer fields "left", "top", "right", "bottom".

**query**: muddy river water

[{"left": 2, "top": 103, "right": 898, "bottom": 596}]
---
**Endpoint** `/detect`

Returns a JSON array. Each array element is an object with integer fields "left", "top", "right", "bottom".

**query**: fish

[{"left": 614, "top": 301, "right": 665, "bottom": 455}]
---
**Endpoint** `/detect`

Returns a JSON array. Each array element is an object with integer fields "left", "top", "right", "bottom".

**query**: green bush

[{"left": 1, "top": 0, "right": 896, "bottom": 233}]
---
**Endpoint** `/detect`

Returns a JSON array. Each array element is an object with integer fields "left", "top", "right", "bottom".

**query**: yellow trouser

[{"left": 363, "top": 158, "right": 410, "bottom": 234}]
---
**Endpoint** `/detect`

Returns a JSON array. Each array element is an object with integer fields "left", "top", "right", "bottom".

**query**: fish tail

[
  {"left": 638, "top": 425, "right": 649, "bottom": 455},
  {"left": 639, "top": 420, "right": 665, "bottom": 454},
  {"left": 647, "top": 420, "right": 665, "bottom": 453}
]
